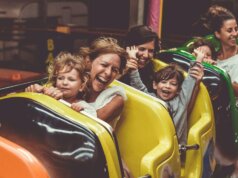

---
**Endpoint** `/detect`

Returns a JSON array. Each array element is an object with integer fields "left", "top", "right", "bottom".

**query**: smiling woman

[
  {"left": 119, "top": 25, "right": 160, "bottom": 93},
  {"left": 80, "top": 37, "right": 128, "bottom": 124},
  {"left": 25, "top": 37, "right": 128, "bottom": 126},
  {"left": 204, "top": 6, "right": 238, "bottom": 177},
  {"left": 89, "top": 53, "right": 121, "bottom": 99},
  {"left": 24, "top": 37, "right": 130, "bottom": 177}
]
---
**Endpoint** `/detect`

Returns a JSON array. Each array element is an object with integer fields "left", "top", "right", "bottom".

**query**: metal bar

[{"left": 0, "top": 77, "right": 48, "bottom": 95}]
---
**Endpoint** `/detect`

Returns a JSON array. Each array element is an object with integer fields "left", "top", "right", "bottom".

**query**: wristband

[{"left": 190, "top": 61, "right": 202, "bottom": 68}]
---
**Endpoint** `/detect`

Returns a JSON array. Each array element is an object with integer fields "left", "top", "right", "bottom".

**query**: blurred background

[{"left": 0, "top": 0, "right": 237, "bottom": 74}]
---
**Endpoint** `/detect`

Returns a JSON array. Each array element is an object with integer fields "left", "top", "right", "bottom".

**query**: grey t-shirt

[{"left": 129, "top": 69, "right": 196, "bottom": 145}]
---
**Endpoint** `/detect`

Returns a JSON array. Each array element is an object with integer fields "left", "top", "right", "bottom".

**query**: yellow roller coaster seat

[
  {"left": 113, "top": 80, "right": 181, "bottom": 178},
  {"left": 152, "top": 59, "right": 215, "bottom": 178}
]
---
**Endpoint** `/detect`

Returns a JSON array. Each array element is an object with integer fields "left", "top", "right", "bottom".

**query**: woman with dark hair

[
  {"left": 192, "top": 5, "right": 233, "bottom": 36},
  {"left": 119, "top": 25, "right": 160, "bottom": 92},
  {"left": 201, "top": 5, "right": 238, "bottom": 177},
  {"left": 211, "top": 7, "right": 238, "bottom": 97}
]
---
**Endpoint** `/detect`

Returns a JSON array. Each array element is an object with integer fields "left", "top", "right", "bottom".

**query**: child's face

[
  {"left": 153, "top": 76, "right": 179, "bottom": 101},
  {"left": 56, "top": 68, "right": 83, "bottom": 100},
  {"left": 199, "top": 45, "right": 212, "bottom": 60}
]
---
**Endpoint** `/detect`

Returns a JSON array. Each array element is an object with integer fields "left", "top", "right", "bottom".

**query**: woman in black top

[{"left": 119, "top": 25, "right": 160, "bottom": 92}]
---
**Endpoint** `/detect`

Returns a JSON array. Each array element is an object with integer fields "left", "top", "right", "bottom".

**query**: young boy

[{"left": 127, "top": 47, "right": 205, "bottom": 145}]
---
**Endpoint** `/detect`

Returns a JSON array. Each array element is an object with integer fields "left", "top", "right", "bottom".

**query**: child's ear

[
  {"left": 79, "top": 75, "right": 90, "bottom": 92},
  {"left": 79, "top": 82, "right": 86, "bottom": 92},
  {"left": 152, "top": 81, "right": 157, "bottom": 90},
  {"left": 78, "top": 86, "right": 84, "bottom": 92}
]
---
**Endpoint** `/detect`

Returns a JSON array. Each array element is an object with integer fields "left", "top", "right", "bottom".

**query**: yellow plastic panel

[
  {"left": 184, "top": 83, "right": 215, "bottom": 178},
  {"left": 0, "top": 92, "right": 123, "bottom": 178},
  {"left": 113, "top": 80, "right": 181, "bottom": 178},
  {"left": 152, "top": 59, "right": 215, "bottom": 178}
]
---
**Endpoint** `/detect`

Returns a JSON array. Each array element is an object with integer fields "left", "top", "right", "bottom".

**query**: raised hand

[
  {"left": 126, "top": 45, "right": 138, "bottom": 60},
  {"left": 189, "top": 62, "right": 204, "bottom": 82},
  {"left": 193, "top": 47, "right": 205, "bottom": 63},
  {"left": 125, "top": 46, "right": 139, "bottom": 71}
]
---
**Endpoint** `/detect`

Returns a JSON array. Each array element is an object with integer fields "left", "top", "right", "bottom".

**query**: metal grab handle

[{"left": 179, "top": 144, "right": 199, "bottom": 153}]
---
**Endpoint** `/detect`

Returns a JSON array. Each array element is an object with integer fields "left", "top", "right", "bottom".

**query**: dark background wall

[
  {"left": 88, "top": 0, "right": 130, "bottom": 29},
  {"left": 161, "top": 0, "right": 237, "bottom": 48}
]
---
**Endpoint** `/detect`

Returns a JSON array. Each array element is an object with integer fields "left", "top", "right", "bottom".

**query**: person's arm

[
  {"left": 25, "top": 83, "right": 63, "bottom": 99},
  {"left": 117, "top": 46, "right": 138, "bottom": 80},
  {"left": 187, "top": 47, "right": 205, "bottom": 106},
  {"left": 96, "top": 95, "right": 124, "bottom": 122},
  {"left": 173, "top": 59, "right": 204, "bottom": 119},
  {"left": 129, "top": 70, "right": 151, "bottom": 94},
  {"left": 25, "top": 84, "right": 44, "bottom": 93},
  {"left": 187, "top": 76, "right": 202, "bottom": 115},
  {"left": 232, "top": 82, "right": 238, "bottom": 97},
  {"left": 71, "top": 101, "right": 97, "bottom": 117},
  {"left": 116, "top": 58, "right": 138, "bottom": 80},
  {"left": 187, "top": 51, "right": 205, "bottom": 114}
]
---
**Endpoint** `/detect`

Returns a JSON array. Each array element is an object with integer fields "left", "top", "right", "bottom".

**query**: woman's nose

[
  {"left": 142, "top": 50, "right": 149, "bottom": 58},
  {"left": 104, "top": 67, "right": 112, "bottom": 76},
  {"left": 232, "top": 29, "right": 238, "bottom": 36}
]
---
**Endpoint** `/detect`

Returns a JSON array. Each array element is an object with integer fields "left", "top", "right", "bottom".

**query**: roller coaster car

[
  {"left": 0, "top": 136, "right": 49, "bottom": 178},
  {"left": 0, "top": 79, "right": 180, "bottom": 178},
  {"left": 152, "top": 60, "right": 215, "bottom": 178},
  {"left": 158, "top": 38, "right": 238, "bottom": 161}
]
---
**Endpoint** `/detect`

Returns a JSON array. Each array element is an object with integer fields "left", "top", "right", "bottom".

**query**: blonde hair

[
  {"left": 47, "top": 52, "right": 89, "bottom": 98},
  {"left": 79, "top": 37, "right": 128, "bottom": 73}
]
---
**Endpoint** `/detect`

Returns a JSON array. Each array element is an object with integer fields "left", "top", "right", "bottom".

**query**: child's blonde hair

[{"left": 47, "top": 52, "right": 89, "bottom": 98}]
